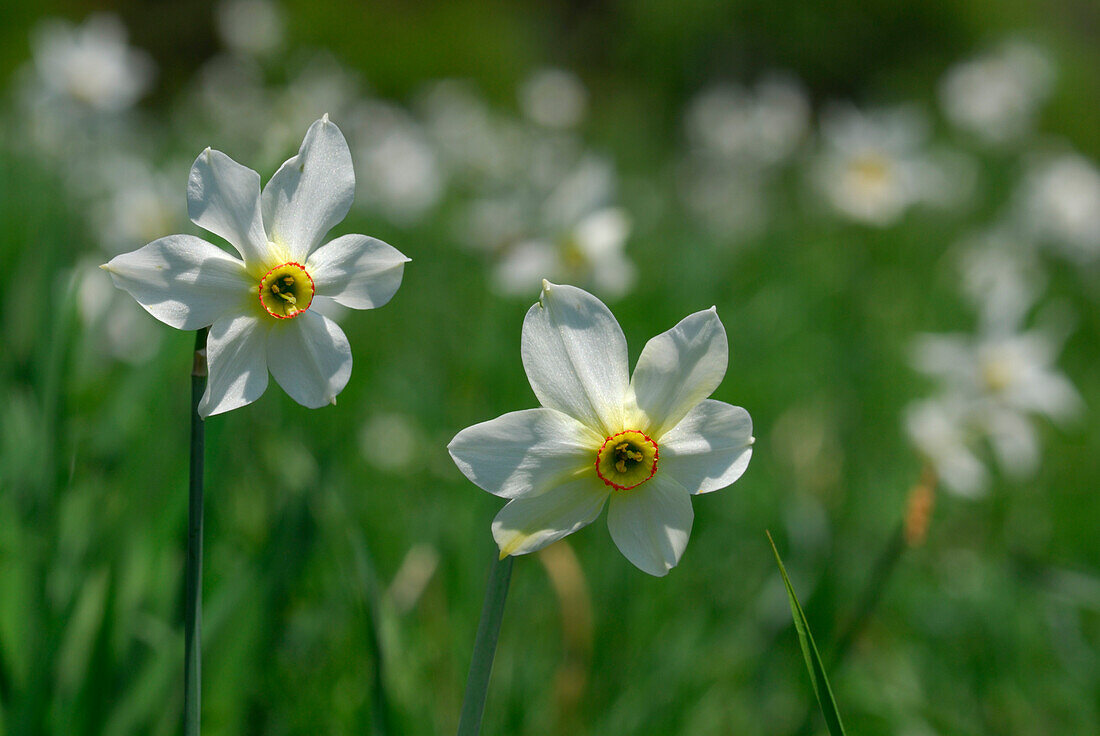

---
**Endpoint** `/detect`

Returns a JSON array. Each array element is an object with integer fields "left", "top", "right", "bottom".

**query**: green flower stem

[
  {"left": 184, "top": 329, "right": 208, "bottom": 736},
  {"left": 456, "top": 552, "right": 514, "bottom": 736}
]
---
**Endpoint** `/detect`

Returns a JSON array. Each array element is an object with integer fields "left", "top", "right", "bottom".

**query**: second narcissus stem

[
  {"left": 456, "top": 551, "right": 514, "bottom": 736},
  {"left": 184, "top": 328, "right": 208, "bottom": 736}
]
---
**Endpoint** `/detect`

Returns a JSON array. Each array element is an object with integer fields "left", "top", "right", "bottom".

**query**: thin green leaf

[{"left": 766, "top": 531, "right": 847, "bottom": 736}]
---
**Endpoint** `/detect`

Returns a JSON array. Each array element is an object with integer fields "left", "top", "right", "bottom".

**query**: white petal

[
  {"left": 199, "top": 313, "right": 270, "bottom": 417},
  {"left": 103, "top": 234, "right": 250, "bottom": 330},
  {"left": 631, "top": 308, "right": 728, "bottom": 437},
  {"left": 934, "top": 446, "right": 989, "bottom": 498},
  {"left": 262, "top": 116, "right": 355, "bottom": 262},
  {"left": 187, "top": 148, "right": 269, "bottom": 266},
  {"left": 492, "top": 477, "right": 608, "bottom": 558},
  {"left": 306, "top": 234, "right": 410, "bottom": 309},
  {"left": 266, "top": 310, "right": 352, "bottom": 408},
  {"left": 659, "top": 400, "right": 753, "bottom": 494},
  {"left": 521, "top": 281, "right": 629, "bottom": 437},
  {"left": 606, "top": 474, "right": 693, "bottom": 577},
  {"left": 985, "top": 409, "right": 1040, "bottom": 478},
  {"left": 448, "top": 409, "right": 601, "bottom": 499}
]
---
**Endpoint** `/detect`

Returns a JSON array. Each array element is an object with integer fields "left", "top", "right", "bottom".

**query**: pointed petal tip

[
  {"left": 98, "top": 262, "right": 110, "bottom": 271},
  {"left": 498, "top": 548, "right": 510, "bottom": 561},
  {"left": 321, "top": 112, "right": 331, "bottom": 124}
]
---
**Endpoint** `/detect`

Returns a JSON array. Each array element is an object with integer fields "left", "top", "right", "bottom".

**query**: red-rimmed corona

[
  {"left": 258, "top": 261, "right": 315, "bottom": 319},
  {"left": 595, "top": 430, "right": 658, "bottom": 491}
]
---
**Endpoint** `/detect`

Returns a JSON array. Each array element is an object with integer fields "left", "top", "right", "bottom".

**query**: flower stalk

[
  {"left": 184, "top": 328, "right": 208, "bottom": 736},
  {"left": 456, "top": 552, "right": 514, "bottom": 736}
]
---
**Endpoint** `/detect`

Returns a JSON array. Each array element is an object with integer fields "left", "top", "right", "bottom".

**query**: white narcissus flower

[
  {"left": 448, "top": 281, "right": 754, "bottom": 576},
  {"left": 102, "top": 115, "right": 410, "bottom": 417}
]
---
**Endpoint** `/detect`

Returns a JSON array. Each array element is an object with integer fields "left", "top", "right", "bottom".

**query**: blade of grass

[{"left": 766, "top": 531, "right": 846, "bottom": 736}]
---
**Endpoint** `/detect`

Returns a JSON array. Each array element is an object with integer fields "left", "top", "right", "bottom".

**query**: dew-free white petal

[
  {"left": 606, "top": 474, "right": 694, "bottom": 577},
  {"left": 631, "top": 308, "right": 728, "bottom": 437},
  {"left": 492, "top": 477, "right": 608, "bottom": 558},
  {"left": 187, "top": 148, "right": 270, "bottom": 266},
  {"left": 448, "top": 408, "right": 601, "bottom": 499},
  {"left": 307, "top": 234, "right": 410, "bottom": 309},
  {"left": 262, "top": 115, "right": 355, "bottom": 262},
  {"left": 521, "top": 281, "right": 629, "bottom": 436},
  {"left": 265, "top": 310, "right": 352, "bottom": 408},
  {"left": 199, "top": 313, "right": 270, "bottom": 417},
  {"left": 103, "top": 234, "right": 250, "bottom": 330},
  {"left": 659, "top": 400, "right": 754, "bottom": 494}
]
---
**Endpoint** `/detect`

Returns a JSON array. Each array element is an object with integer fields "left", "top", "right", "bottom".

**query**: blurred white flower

[
  {"left": 347, "top": 100, "right": 444, "bottom": 224},
  {"left": 216, "top": 0, "right": 285, "bottom": 58},
  {"left": 88, "top": 154, "right": 188, "bottom": 255},
  {"left": 490, "top": 156, "right": 635, "bottom": 298},
  {"left": 814, "top": 105, "right": 955, "bottom": 226},
  {"left": 262, "top": 55, "right": 361, "bottom": 166},
  {"left": 103, "top": 116, "right": 410, "bottom": 416},
  {"left": 519, "top": 68, "right": 589, "bottom": 129},
  {"left": 905, "top": 399, "right": 989, "bottom": 498},
  {"left": 1017, "top": 152, "right": 1100, "bottom": 262},
  {"left": 418, "top": 80, "right": 530, "bottom": 186},
  {"left": 29, "top": 14, "right": 154, "bottom": 113},
  {"left": 494, "top": 207, "right": 634, "bottom": 298},
  {"left": 679, "top": 75, "right": 809, "bottom": 236},
  {"left": 186, "top": 54, "right": 271, "bottom": 151},
  {"left": 360, "top": 412, "right": 421, "bottom": 472},
  {"left": 907, "top": 314, "right": 1081, "bottom": 495},
  {"left": 448, "top": 281, "right": 753, "bottom": 575},
  {"left": 685, "top": 75, "right": 810, "bottom": 167},
  {"left": 939, "top": 41, "right": 1054, "bottom": 145},
  {"left": 77, "top": 259, "right": 163, "bottom": 365},
  {"left": 956, "top": 228, "right": 1046, "bottom": 332}
]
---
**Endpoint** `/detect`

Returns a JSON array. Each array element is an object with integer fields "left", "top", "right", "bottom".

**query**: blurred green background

[{"left": 2, "top": 0, "right": 1100, "bottom": 734}]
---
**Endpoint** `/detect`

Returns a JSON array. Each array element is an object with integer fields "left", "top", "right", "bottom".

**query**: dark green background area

[{"left": 1, "top": 1, "right": 1099, "bottom": 734}]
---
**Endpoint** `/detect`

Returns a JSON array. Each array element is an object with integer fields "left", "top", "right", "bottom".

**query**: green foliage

[{"left": 768, "top": 531, "right": 846, "bottom": 736}]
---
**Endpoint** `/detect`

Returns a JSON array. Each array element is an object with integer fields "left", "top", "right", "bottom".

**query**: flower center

[
  {"left": 980, "top": 355, "right": 1015, "bottom": 393},
  {"left": 258, "top": 262, "right": 314, "bottom": 319},
  {"left": 595, "top": 430, "right": 658, "bottom": 491}
]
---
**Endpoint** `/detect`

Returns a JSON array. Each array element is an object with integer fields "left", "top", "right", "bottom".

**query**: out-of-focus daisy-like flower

[
  {"left": 1017, "top": 152, "right": 1100, "bottom": 262},
  {"left": 939, "top": 40, "right": 1054, "bottom": 146},
  {"left": 906, "top": 315, "right": 1081, "bottom": 496},
  {"left": 347, "top": 100, "right": 444, "bottom": 224},
  {"left": 102, "top": 116, "right": 410, "bottom": 416},
  {"left": 216, "top": 0, "right": 285, "bottom": 58},
  {"left": 492, "top": 157, "right": 634, "bottom": 298},
  {"left": 679, "top": 75, "right": 809, "bottom": 235},
  {"left": 493, "top": 208, "right": 634, "bottom": 299},
  {"left": 814, "top": 105, "right": 964, "bottom": 227},
  {"left": 418, "top": 79, "right": 530, "bottom": 187},
  {"left": 449, "top": 281, "right": 753, "bottom": 576},
  {"left": 956, "top": 228, "right": 1046, "bottom": 333},
  {"left": 77, "top": 259, "right": 164, "bottom": 366},
  {"left": 519, "top": 68, "right": 589, "bottom": 129},
  {"left": 87, "top": 154, "right": 188, "bottom": 255},
  {"left": 29, "top": 13, "right": 154, "bottom": 113},
  {"left": 685, "top": 75, "right": 810, "bottom": 167}
]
